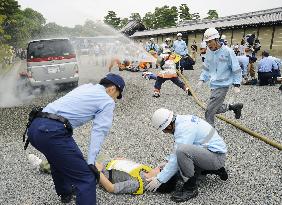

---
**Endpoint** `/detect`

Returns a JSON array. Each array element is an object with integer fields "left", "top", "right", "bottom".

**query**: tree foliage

[
  {"left": 129, "top": 13, "right": 141, "bottom": 22},
  {"left": 142, "top": 12, "right": 155, "bottom": 29},
  {"left": 179, "top": 4, "right": 192, "bottom": 21},
  {"left": 205, "top": 10, "right": 219, "bottom": 19},
  {"left": 104, "top": 11, "right": 121, "bottom": 29}
]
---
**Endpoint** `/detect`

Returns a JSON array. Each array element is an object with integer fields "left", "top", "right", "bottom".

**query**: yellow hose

[{"left": 176, "top": 70, "right": 282, "bottom": 151}]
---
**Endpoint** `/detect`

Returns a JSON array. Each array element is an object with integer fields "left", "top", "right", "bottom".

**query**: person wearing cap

[
  {"left": 146, "top": 108, "right": 228, "bottom": 202},
  {"left": 173, "top": 33, "right": 188, "bottom": 74},
  {"left": 257, "top": 50, "right": 278, "bottom": 86},
  {"left": 198, "top": 27, "right": 243, "bottom": 127},
  {"left": 145, "top": 38, "right": 159, "bottom": 68},
  {"left": 145, "top": 38, "right": 159, "bottom": 54},
  {"left": 26, "top": 73, "right": 125, "bottom": 205},
  {"left": 161, "top": 38, "right": 172, "bottom": 53}
]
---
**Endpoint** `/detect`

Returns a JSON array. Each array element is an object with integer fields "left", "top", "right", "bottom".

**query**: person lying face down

[
  {"left": 96, "top": 158, "right": 177, "bottom": 194},
  {"left": 37, "top": 157, "right": 177, "bottom": 195}
]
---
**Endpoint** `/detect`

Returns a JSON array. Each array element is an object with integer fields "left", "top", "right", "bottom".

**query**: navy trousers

[
  {"left": 154, "top": 76, "right": 185, "bottom": 91},
  {"left": 27, "top": 118, "right": 96, "bottom": 205}
]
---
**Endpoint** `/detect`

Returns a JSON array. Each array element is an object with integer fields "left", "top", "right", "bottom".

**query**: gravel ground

[{"left": 0, "top": 58, "right": 281, "bottom": 205}]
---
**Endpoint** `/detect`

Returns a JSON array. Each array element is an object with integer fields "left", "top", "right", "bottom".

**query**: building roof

[
  {"left": 131, "top": 7, "right": 282, "bottom": 37},
  {"left": 120, "top": 20, "right": 146, "bottom": 36}
]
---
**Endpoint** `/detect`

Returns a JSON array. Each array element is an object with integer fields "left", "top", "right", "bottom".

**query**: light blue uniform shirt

[
  {"left": 43, "top": 83, "right": 115, "bottom": 164},
  {"left": 268, "top": 56, "right": 281, "bottom": 69},
  {"left": 257, "top": 57, "right": 278, "bottom": 72},
  {"left": 200, "top": 46, "right": 242, "bottom": 89},
  {"left": 145, "top": 43, "right": 159, "bottom": 53},
  {"left": 237, "top": 55, "right": 249, "bottom": 76},
  {"left": 173, "top": 40, "right": 188, "bottom": 56},
  {"left": 157, "top": 115, "right": 227, "bottom": 183}
]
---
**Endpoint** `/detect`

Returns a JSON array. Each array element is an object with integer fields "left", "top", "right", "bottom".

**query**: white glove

[
  {"left": 233, "top": 87, "right": 240, "bottom": 94},
  {"left": 145, "top": 177, "right": 162, "bottom": 192}
]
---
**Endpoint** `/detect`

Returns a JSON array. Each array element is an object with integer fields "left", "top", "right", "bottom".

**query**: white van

[{"left": 26, "top": 38, "right": 79, "bottom": 87}]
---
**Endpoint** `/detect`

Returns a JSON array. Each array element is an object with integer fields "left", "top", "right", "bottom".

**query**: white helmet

[
  {"left": 165, "top": 38, "right": 171, "bottom": 41},
  {"left": 203, "top": 28, "right": 220, "bottom": 41},
  {"left": 221, "top": 34, "right": 226, "bottom": 40},
  {"left": 150, "top": 38, "right": 154, "bottom": 42},
  {"left": 177, "top": 33, "right": 182, "bottom": 37},
  {"left": 152, "top": 108, "right": 174, "bottom": 131}
]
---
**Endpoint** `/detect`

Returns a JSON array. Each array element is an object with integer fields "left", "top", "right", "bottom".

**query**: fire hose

[{"left": 176, "top": 70, "right": 282, "bottom": 151}]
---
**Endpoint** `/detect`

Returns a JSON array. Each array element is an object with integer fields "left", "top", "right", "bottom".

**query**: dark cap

[{"left": 105, "top": 73, "right": 125, "bottom": 99}]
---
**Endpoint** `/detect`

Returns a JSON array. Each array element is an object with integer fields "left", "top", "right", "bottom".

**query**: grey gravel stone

[{"left": 0, "top": 59, "right": 281, "bottom": 205}]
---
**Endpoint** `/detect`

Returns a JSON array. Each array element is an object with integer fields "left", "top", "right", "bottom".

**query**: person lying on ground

[{"left": 33, "top": 157, "right": 177, "bottom": 195}]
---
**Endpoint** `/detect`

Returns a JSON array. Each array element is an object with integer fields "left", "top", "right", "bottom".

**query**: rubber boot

[
  {"left": 201, "top": 167, "right": 228, "bottom": 181},
  {"left": 229, "top": 103, "right": 243, "bottom": 119},
  {"left": 171, "top": 176, "right": 198, "bottom": 203}
]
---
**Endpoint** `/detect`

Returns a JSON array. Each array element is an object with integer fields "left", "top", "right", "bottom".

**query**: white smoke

[{"left": 0, "top": 63, "right": 34, "bottom": 107}]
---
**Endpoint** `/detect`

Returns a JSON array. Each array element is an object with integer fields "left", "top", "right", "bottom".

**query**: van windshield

[{"left": 27, "top": 39, "right": 75, "bottom": 59}]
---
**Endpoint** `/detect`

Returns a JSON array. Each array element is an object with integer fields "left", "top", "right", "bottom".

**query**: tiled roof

[
  {"left": 131, "top": 7, "right": 282, "bottom": 37},
  {"left": 120, "top": 20, "right": 146, "bottom": 35}
]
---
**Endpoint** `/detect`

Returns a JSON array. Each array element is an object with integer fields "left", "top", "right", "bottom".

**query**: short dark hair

[
  {"left": 99, "top": 78, "right": 118, "bottom": 90},
  {"left": 262, "top": 50, "right": 269, "bottom": 57}
]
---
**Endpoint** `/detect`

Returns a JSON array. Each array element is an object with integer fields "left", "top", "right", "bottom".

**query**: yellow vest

[{"left": 106, "top": 159, "right": 152, "bottom": 195}]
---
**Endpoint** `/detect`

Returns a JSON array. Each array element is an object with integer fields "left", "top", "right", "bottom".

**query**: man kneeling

[{"left": 146, "top": 108, "right": 228, "bottom": 202}]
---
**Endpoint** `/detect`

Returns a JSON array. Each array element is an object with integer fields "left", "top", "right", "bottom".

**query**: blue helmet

[{"left": 105, "top": 73, "right": 125, "bottom": 99}]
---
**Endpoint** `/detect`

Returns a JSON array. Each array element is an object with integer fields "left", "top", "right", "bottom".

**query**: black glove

[{"left": 88, "top": 164, "right": 100, "bottom": 183}]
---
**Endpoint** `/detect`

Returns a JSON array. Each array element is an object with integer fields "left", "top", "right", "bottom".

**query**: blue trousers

[{"left": 27, "top": 118, "right": 96, "bottom": 205}]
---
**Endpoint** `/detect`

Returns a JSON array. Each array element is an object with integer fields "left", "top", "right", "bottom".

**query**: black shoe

[
  {"left": 152, "top": 92, "right": 160, "bottom": 98},
  {"left": 217, "top": 167, "right": 228, "bottom": 181},
  {"left": 201, "top": 167, "right": 228, "bottom": 181},
  {"left": 171, "top": 177, "right": 198, "bottom": 203},
  {"left": 60, "top": 194, "right": 72, "bottom": 203},
  {"left": 229, "top": 103, "right": 243, "bottom": 119}
]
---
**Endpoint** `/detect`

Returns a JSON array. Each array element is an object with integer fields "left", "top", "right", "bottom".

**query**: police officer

[
  {"left": 257, "top": 50, "right": 279, "bottom": 85},
  {"left": 173, "top": 33, "right": 188, "bottom": 74},
  {"left": 145, "top": 38, "right": 159, "bottom": 54},
  {"left": 26, "top": 73, "right": 125, "bottom": 205},
  {"left": 198, "top": 28, "right": 243, "bottom": 127},
  {"left": 146, "top": 108, "right": 228, "bottom": 202}
]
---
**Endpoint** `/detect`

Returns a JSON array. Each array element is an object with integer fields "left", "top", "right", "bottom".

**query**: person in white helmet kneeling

[{"left": 146, "top": 108, "right": 228, "bottom": 203}]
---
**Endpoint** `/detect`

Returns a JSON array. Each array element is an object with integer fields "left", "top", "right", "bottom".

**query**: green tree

[
  {"left": 142, "top": 12, "right": 155, "bottom": 29},
  {"left": 205, "top": 10, "right": 219, "bottom": 19},
  {"left": 120, "top": 18, "right": 129, "bottom": 28},
  {"left": 22, "top": 8, "right": 46, "bottom": 40},
  {"left": 0, "top": 15, "right": 11, "bottom": 66},
  {"left": 179, "top": 4, "right": 192, "bottom": 21},
  {"left": 154, "top": 6, "right": 178, "bottom": 29},
  {"left": 104, "top": 11, "right": 121, "bottom": 29},
  {"left": 129, "top": 13, "right": 141, "bottom": 22},
  {"left": 0, "top": 0, "right": 20, "bottom": 20},
  {"left": 40, "top": 22, "right": 65, "bottom": 38}
]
